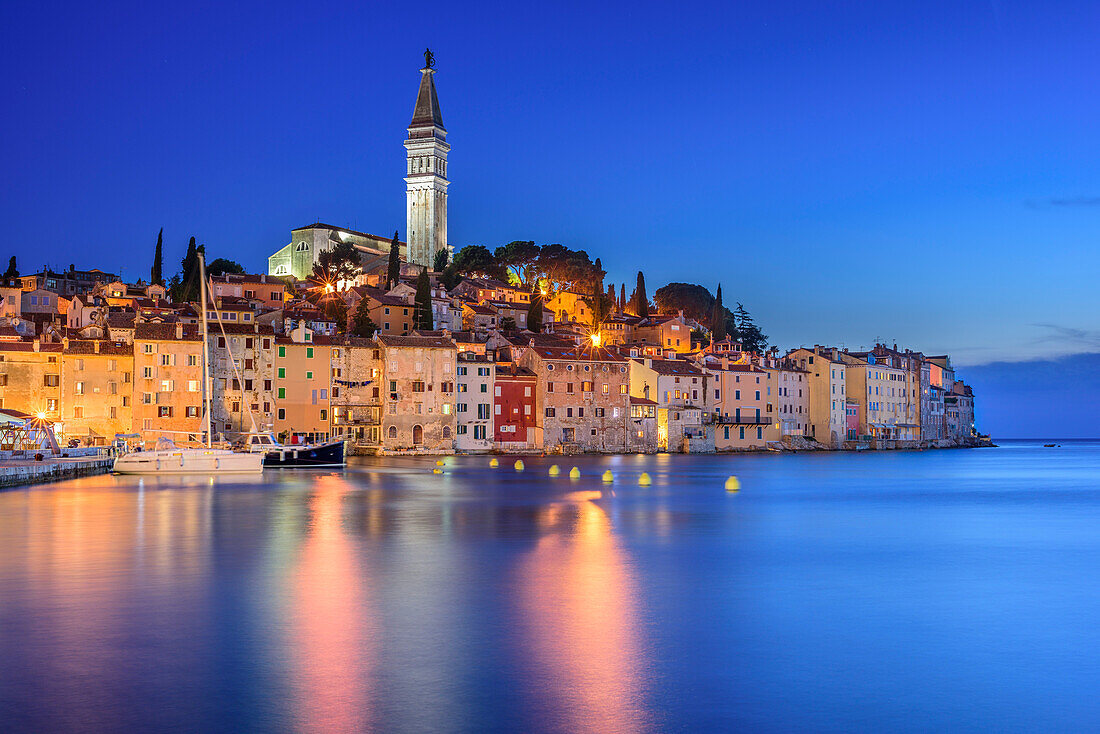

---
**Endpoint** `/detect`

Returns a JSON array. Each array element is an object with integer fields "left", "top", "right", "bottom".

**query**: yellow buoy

[
  {"left": 435, "top": 459, "right": 445, "bottom": 466},
  {"left": 725, "top": 475, "right": 741, "bottom": 492},
  {"left": 514, "top": 459, "right": 525, "bottom": 472},
  {"left": 639, "top": 472, "right": 652, "bottom": 486},
  {"left": 569, "top": 466, "right": 581, "bottom": 479},
  {"left": 548, "top": 464, "right": 560, "bottom": 476},
  {"left": 602, "top": 470, "right": 614, "bottom": 483},
  {"left": 432, "top": 468, "right": 443, "bottom": 474},
  {"left": 489, "top": 458, "right": 499, "bottom": 467}
]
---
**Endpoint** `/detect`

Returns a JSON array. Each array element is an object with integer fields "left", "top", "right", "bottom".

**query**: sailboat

[{"left": 113, "top": 254, "right": 264, "bottom": 475}]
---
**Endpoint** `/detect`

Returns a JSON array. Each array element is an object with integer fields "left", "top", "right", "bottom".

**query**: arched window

[
  {"left": 442, "top": 426, "right": 451, "bottom": 439},
  {"left": 295, "top": 241, "right": 309, "bottom": 252},
  {"left": 387, "top": 425, "right": 397, "bottom": 439},
  {"left": 412, "top": 425, "right": 424, "bottom": 445}
]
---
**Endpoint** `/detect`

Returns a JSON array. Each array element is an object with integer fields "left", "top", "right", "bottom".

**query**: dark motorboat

[{"left": 237, "top": 432, "right": 346, "bottom": 468}]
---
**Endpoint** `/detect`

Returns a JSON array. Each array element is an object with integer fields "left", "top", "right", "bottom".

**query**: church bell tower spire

[{"left": 404, "top": 48, "right": 450, "bottom": 269}]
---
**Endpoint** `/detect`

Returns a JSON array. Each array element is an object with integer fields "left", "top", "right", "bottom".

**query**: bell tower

[{"left": 404, "top": 48, "right": 450, "bottom": 269}]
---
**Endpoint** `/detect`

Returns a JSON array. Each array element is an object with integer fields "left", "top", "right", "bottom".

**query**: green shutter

[
  {"left": 277, "top": 368, "right": 285, "bottom": 378},
  {"left": 306, "top": 347, "right": 314, "bottom": 358},
  {"left": 278, "top": 346, "right": 286, "bottom": 358},
  {"left": 278, "top": 388, "right": 285, "bottom": 399}
]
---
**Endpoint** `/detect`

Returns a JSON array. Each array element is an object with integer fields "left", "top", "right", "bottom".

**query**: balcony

[{"left": 717, "top": 414, "right": 772, "bottom": 426}]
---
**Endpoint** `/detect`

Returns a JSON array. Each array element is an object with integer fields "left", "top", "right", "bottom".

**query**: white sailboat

[{"left": 113, "top": 254, "right": 264, "bottom": 475}]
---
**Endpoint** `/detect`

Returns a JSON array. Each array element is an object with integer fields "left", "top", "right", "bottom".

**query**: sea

[{"left": 1, "top": 439, "right": 1098, "bottom": 732}]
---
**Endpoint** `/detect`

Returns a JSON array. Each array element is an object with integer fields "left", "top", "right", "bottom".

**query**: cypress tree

[
  {"left": 527, "top": 285, "right": 543, "bottom": 333},
  {"left": 414, "top": 269, "right": 433, "bottom": 330},
  {"left": 386, "top": 230, "right": 401, "bottom": 290},
  {"left": 151, "top": 228, "right": 164, "bottom": 285},
  {"left": 3, "top": 256, "right": 17, "bottom": 278},
  {"left": 619, "top": 283, "right": 626, "bottom": 315},
  {"left": 711, "top": 283, "right": 727, "bottom": 341},
  {"left": 635, "top": 271, "right": 649, "bottom": 317}
]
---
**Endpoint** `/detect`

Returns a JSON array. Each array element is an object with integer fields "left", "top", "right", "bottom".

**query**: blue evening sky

[{"left": 2, "top": 1, "right": 1098, "bottom": 434}]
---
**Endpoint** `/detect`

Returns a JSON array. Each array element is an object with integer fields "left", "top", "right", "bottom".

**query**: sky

[{"left": 1, "top": 0, "right": 1097, "bottom": 436}]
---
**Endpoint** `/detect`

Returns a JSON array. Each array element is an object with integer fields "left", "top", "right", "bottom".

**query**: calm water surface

[{"left": 1, "top": 441, "right": 1099, "bottom": 732}]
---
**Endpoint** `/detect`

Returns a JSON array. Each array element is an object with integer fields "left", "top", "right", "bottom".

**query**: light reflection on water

[{"left": 0, "top": 441, "right": 1098, "bottom": 732}]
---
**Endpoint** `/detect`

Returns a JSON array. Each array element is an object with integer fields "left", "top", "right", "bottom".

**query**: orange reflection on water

[
  {"left": 287, "top": 476, "right": 374, "bottom": 733},
  {"left": 518, "top": 490, "right": 651, "bottom": 733}
]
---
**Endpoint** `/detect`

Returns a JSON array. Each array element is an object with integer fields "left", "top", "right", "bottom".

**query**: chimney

[
  {"left": 94, "top": 340, "right": 101, "bottom": 354},
  {"left": 644, "top": 358, "right": 652, "bottom": 368},
  {"left": 175, "top": 322, "right": 183, "bottom": 340},
  {"left": 33, "top": 336, "right": 40, "bottom": 352}
]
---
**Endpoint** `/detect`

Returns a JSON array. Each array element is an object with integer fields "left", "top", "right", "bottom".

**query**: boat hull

[
  {"left": 114, "top": 449, "right": 264, "bottom": 475},
  {"left": 262, "top": 440, "right": 346, "bottom": 468}
]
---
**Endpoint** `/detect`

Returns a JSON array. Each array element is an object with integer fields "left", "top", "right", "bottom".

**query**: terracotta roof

[
  {"left": 642, "top": 359, "right": 705, "bottom": 376},
  {"left": 630, "top": 396, "right": 658, "bottom": 406},
  {"left": 528, "top": 345, "right": 625, "bottom": 362},
  {"left": 464, "top": 304, "right": 497, "bottom": 315},
  {"left": 63, "top": 340, "right": 133, "bottom": 355},
  {"left": 292, "top": 223, "right": 405, "bottom": 246},
  {"left": 376, "top": 334, "right": 456, "bottom": 349},
  {"left": 134, "top": 323, "right": 201, "bottom": 341}
]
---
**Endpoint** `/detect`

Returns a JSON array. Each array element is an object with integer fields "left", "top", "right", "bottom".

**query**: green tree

[
  {"left": 433, "top": 248, "right": 450, "bottom": 273},
  {"left": 711, "top": 283, "right": 727, "bottom": 341},
  {"left": 494, "top": 240, "right": 541, "bottom": 288},
  {"left": 151, "top": 228, "right": 164, "bottom": 285},
  {"left": 3, "top": 256, "right": 17, "bottom": 278},
  {"left": 440, "top": 262, "right": 461, "bottom": 291},
  {"left": 312, "top": 241, "right": 359, "bottom": 286},
  {"left": 633, "top": 271, "right": 649, "bottom": 317},
  {"left": 584, "top": 258, "right": 614, "bottom": 328},
  {"left": 500, "top": 316, "right": 517, "bottom": 330},
  {"left": 352, "top": 297, "right": 379, "bottom": 338},
  {"left": 537, "top": 244, "right": 600, "bottom": 296},
  {"left": 386, "top": 230, "right": 401, "bottom": 289},
  {"left": 527, "top": 286, "right": 544, "bottom": 333},
  {"left": 653, "top": 282, "right": 715, "bottom": 321},
  {"left": 207, "top": 258, "right": 246, "bottom": 277},
  {"left": 733, "top": 302, "right": 768, "bottom": 354},
  {"left": 452, "top": 244, "right": 503, "bottom": 279},
  {"left": 414, "top": 269, "right": 433, "bottom": 330},
  {"left": 175, "top": 237, "right": 203, "bottom": 302},
  {"left": 619, "top": 283, "right": 626, "bottom": 314}
]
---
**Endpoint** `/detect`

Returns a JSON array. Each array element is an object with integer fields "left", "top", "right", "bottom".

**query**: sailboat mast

[{"left": 199, "top": 252, "right": 212, "bottom": 448}]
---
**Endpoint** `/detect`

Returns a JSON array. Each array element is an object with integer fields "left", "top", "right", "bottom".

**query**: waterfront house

[
  {"left": 493, "top": 361, "right": 538, "bottom": 450},
  {"left": 787, "top": 347, "right": 848, "bottom": 448},
  {"left": 132, "top": 323, "right": 205, "bottom": 447},
  {"left": 518, "top": 344, "right": 630, "bottom": 453},
  {"left": 378, "top": 334, "right": 457, "bottom": 453},
  {"left": 455, "top": 351, "right": 494, "bottom": 452},
  {"left": 329, "top": 337, "right": 383, "bottom": 452},
  {"left": 60, "top": 339, "right": 133, "bottom": 446}
]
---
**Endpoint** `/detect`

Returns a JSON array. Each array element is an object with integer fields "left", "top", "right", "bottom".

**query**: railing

[{"left": 717, "top": 415, "right": 772, "bottom": 426}]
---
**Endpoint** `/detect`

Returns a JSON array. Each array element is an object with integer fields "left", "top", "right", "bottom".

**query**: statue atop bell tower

[{"left": 404, "top": 49, "right": 450, "bottom": 269}]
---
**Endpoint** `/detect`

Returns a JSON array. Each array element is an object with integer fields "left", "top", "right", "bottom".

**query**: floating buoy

[
  {"left": 602, "top": 470, "right": 614, "bottom": 483},
  {"left": 549, "top": 464, "right": 560, "bottom": 476},
  {"left": 489, "top": 458, "right": 499, "bottom": 467},
  {"left": 725, "top": 475, "right": 741, "bottom": 492},
  {"left": 639, "top": 472, "right": 652, "bottom": 486},
  {"left": 569, "top": 466, "right": 581, "bottom": 479},
  {"left": 432, "top": 468, "right": 443, "bottom": 474},
  {"left": 514, "top": 459, "right": 525, "bottom": 472},
  {"left": 435, "top": 459, "right": 445, "bottom": 466}
]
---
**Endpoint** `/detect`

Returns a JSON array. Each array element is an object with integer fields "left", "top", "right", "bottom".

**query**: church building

[{"left": 268, "top": 51, "right": 450, "bottom": 280}]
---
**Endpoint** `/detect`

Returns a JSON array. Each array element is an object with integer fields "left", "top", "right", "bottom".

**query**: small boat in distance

[{"left": 237, "top": 432, "right": 346, "bottom": 469}]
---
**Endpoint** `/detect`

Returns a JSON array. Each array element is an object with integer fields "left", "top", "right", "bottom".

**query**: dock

[{"left": 0, "top": 455, "right": 114, "bottom": 488}]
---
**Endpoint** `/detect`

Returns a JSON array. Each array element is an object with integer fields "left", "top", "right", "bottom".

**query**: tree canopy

[
  {"left": 151, "top": 228, "right": 164, "bottom": 286},
  {"left": 494, "top": 240, "right": 541, "bottom": 288},
  {"left": 386, "top": 231, "right": 401, "bottom": 289},
  {"left": 4, "top": 256, "right": 17, "bottom": 278},
  {"left": 311, "top": 241, "right": 360, "bottom": 286},
  {"left": 653, "top": 282, "right": 716, "bottom": 322},
  {"left": 207, "top": 258, "right": 246, "bottom": 277},
  {"left": 414, "top": 269, "right": 433, "bottom": 330},
  {"left": 352, "top": 297, "right": 378, "bottom": 338},
  {"left": 452, "top": 244, "right": 502, "bottom": 279}
]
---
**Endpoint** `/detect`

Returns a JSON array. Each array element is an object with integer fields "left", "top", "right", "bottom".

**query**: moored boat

[
  {"left": 114, "top": 437, "right": 264, "bottom": 474},
  {"left": 237, "top": 431, "right": 346, "bottom": 468}
]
